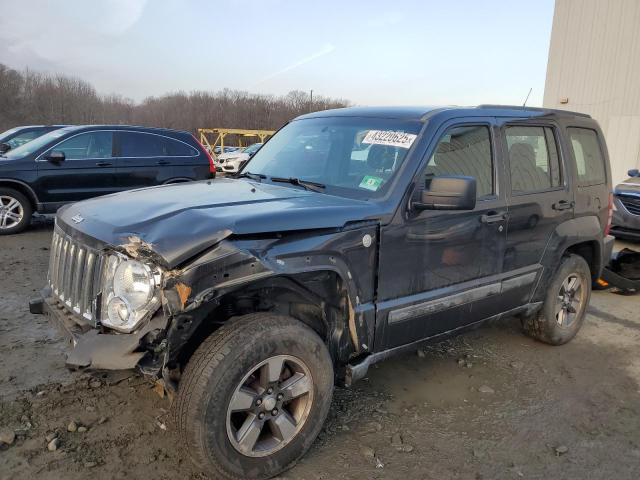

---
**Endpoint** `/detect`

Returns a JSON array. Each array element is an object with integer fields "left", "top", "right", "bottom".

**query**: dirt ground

[{"left": 1, "top": 218, "right": 639, "bottom": 480}]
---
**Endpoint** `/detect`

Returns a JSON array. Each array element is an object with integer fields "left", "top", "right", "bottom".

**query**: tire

[
  {"left": 522, "top": 254, "right": 592, "bottom": 345},
  {"left": 0, "top": 187, "right": 32, "bottom": 235},
  {"left": 174, "top": 313, "right": 334, "bottom": 480}
]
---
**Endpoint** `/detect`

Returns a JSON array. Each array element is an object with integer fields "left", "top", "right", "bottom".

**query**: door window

[
  {"left": 52, "top": 131, "right": 113, "bottom": 159},
  {"left": 567, "top": 128, "right": 606, "bottom": 186},
  {"left": 119, "top": 132, "right": 165, "bottom": 157},
  {"left": 506, "top": 126, "right": 561, "bottom": 193},
  {"left": 424, "top": 125, "right": 494, "bottom": 197}
]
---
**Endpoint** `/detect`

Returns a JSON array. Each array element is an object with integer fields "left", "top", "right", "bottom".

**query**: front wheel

[
  {"left": 174, "top": 313, "right": 334, "bottom": 480},
  {"left": 0, "top": 188, "right": 32, "bottom": 235},
  {"left": 522, "top": 254, "right": 592, "bottom": 345}
]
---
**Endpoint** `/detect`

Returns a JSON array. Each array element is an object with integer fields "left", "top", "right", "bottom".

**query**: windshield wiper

[
  {"left": 236, "top": 171, "right": 266, "bottom": 182},
  {"left": 271, "top": 177, "right": 326, "bottom": 193}
]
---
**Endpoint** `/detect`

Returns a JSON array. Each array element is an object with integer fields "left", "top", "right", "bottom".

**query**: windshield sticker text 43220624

[{"left": 362, "top": 130, "right": 417, "bottom": 149}]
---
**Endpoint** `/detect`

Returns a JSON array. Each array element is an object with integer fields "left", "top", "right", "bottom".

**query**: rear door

[
  {"left": 565, "top": 126, "right": 610, "bottom": 239},
  {"left": 115, "top": 131, "right": 173, "bottom": 189},
  {"left": 35, "top": 130, "right": 117, "bottom": 205},
  {"left": 499, "top": 120, "right": 574, "bottom": 309},
  {"left": 165, "top": 135, "right": 208, "bottom": 181}
]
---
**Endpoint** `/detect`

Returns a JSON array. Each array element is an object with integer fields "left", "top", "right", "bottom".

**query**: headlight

[{"left": 101, "top": 256, "right": 161, "bottom": 333}]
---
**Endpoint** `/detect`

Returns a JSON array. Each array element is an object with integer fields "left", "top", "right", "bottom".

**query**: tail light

[
  {"left": 193, "top": 135, "right": 216, "bottom": 174},
  {"left": 604, "top": 192, "right": 614, "bottom": 236}
]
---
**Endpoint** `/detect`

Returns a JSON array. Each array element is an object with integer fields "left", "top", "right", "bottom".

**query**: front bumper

[
  {"left": 612, "top": 196, "right": 640, "bottom": 240},
  {"left": 30, "top": 289, "right": 168, "bottom": 371}
]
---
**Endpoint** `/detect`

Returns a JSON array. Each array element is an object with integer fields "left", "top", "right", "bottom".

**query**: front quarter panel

[{"left": 163, "top": 224, "right": 380, "bottom": 366}]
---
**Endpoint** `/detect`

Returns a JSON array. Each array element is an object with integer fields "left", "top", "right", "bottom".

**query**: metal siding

[{"left": 544, "top": 0, "right": 640, "bottom": 183}]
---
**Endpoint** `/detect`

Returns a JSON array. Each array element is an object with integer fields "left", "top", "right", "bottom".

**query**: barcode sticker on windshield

[{"left": 362, "top": 130, "right": 417, "bottom": 149}]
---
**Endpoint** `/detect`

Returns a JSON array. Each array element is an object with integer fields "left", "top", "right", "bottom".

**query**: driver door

[
  {"left": 376, "top": 120, "right": 509, "bottom": 349},
  {"left": 36, "top": 130, "right": 118, "bottom": 206}
]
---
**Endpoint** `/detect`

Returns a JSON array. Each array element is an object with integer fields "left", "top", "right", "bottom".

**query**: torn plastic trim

[{"left": 41, "top": 291, "right": 169, "bottom": 371}]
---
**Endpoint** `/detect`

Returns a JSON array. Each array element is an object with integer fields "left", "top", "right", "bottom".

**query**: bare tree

[{"left": 0, "top": 63, "right": 350, "bottom": 134}]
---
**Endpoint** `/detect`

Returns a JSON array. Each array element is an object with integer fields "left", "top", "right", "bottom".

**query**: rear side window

[
  {"left": 166, "top": 138, "right": 198, "bottom": 156},
  {"left": 506, "top": 126, "right": 562, "bottom": 193},
  {"left": 118, "top": 132, "right": 197, "bottom": 157},
  {"left": 119, "top": 132, "right": 165, "bottom": 157},
  {"left": 424, "top": 125, "right": 493, "bottom": 198},
  {"left": 567, "top": 128, "right": 606, "bottom": 186}
]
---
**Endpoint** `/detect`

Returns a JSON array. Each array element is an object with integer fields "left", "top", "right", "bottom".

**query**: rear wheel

[
  {"left": 0, "top": 188, "right": 32, "bottom": 235},
  {"left": 174, "top": 313, "right": 334, "bottom": 480},
  {"left": 522, "top": 254, "right": 591, "bottom": 345}
]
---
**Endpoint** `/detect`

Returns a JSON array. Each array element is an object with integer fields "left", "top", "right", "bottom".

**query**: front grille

[
  {"left": 48, "top": 228, "right": 105, "bottom": 324},
  {"left": 619, "top": 195, "right": 640, "bottom": 216}
]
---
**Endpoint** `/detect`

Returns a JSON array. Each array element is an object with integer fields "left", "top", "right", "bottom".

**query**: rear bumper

[
  {"left": 30, "top": 290, "right": 167, "bottom": 371},
  {"left": 603, "top": 234, "right": 616, "bottom": 264}
]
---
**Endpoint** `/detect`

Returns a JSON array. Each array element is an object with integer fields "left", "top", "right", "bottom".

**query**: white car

[{"left": 215, "top": 143, "right": 263, "bottom": 174}]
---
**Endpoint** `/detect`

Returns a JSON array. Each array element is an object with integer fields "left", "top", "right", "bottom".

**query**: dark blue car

[
  {"left": 0, "top": 125, "right": 215, "bottom": 234},
  {"left": 0, "top": 125, "right": 67, "bottom": 153}
]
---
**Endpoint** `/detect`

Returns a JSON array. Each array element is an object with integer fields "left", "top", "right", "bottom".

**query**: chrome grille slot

[
  {"left": 619, "top": 195, "right": 640, "bottom": 215},
  {"left": 48, "top": 228, "right": 104, "bottom": 324}
]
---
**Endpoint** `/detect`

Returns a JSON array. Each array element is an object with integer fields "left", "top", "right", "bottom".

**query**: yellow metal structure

[{"left": 198, "top": 128, "right": 275, "bottom": 155}]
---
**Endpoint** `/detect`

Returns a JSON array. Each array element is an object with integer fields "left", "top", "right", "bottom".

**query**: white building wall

[{"left": 543, "top": 0, "right": 640, "bottom": 184}]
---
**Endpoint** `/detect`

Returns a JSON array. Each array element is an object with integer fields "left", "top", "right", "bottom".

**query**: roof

[
  {"left": 296, "top": 106, "right": 442, "bottom": 121},
  {"left": 59, "top": 125, "right": 192, "bottom": 135},
  {"left": 6, "top": 125, "right": 69, "bottom": 129},
  {"left": 296, "top": 105, "right": 592, "bottom": 122}
]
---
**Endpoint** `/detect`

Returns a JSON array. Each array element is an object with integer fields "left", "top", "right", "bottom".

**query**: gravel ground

[{"left": 1, "top": 219, "right": 639, "bottom": 480}]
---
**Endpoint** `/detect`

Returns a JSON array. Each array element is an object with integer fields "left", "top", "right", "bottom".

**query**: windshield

[
  {"left": 0, "top": 127, "right": 21, "bottom": 142},
  {"left": 243, "top": 117, "right": 422, "bottom": 199},
  {"left": 3, "top": 127, "right": 77, "bottom": 159}
]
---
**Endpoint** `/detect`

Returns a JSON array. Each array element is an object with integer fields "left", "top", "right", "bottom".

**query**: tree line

[{"left": 0, "top": 63, "right": 350, "bottom": 134}]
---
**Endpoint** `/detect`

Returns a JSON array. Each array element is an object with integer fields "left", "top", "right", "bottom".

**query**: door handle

[
  {"left": 480, "top": 211, "right": 508, "bottom": 224},
  {"left": 552, "top": 200, "right": 574, "bottom": 211},
  {"left": 95, "top": 161, "right": 112, "bottom": 167},
  {"left": 156, "top": 160, "right": 171, "bottom": 165}
]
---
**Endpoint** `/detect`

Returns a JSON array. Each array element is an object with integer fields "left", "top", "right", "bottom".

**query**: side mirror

[
  {"left": 46, "top": 151, "right": 66, "bottom": 163},
  {"left": 0, "top": 142, "right": 11, "bottom": 154},
  {"left": 414, "top": 175, "right": 477, "bottom": 211},
  {"left": 628, "top": 168, "right": 640, "bottom": 177}
]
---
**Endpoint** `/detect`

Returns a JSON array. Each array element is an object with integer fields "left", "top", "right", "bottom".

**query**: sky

[{"left": 0, "top": 0, "right": 556, "bottom": 107}]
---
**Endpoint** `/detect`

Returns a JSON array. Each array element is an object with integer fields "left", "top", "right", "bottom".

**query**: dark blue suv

[
  {"left": 0, "top": 125, "right": 215, "bottom": 234},
  {"left": 31, "top": 106, "right": 615, "bottom": 480}
]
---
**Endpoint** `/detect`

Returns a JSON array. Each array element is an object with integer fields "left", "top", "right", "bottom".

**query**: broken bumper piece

[{"left": 30, "top": 291, "right": 167, "bottom": 371}]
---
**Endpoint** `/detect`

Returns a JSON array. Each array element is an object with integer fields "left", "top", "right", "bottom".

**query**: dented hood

[
  {"left": 615, "top": 176, "right": 640, "bottom": 195},
  {"left": 58, "top": 178, "right": 380, "bottom": 268}
]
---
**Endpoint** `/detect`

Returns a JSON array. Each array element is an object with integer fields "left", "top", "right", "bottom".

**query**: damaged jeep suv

[{"left": 31, "top": 106, "right": 614, "bottom": 479}]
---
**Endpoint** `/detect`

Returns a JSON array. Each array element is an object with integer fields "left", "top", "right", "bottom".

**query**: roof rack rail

[{"left": 476, "top": 104, "right": 591, "bottom": 118}]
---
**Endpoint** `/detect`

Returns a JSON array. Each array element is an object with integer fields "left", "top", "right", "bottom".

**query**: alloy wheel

[
  {"left": 555, "top": 273, "right": 584, "bottom": 327},
  {"left": 0, "top": 195, "right": 24, "bottom": 230},
  {"left": 226, "top": 354, "right": 314, "bottom": 458}
]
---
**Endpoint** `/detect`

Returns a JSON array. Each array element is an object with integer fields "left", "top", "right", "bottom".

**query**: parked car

[
  {"left": 0, "top": 125, "right": 215, "bottom": 234},
  {"left": 611, "top": 168, "right": 640, "bottom": 240},
  {"left": 0, "top": 125, "right": 67, "bottom": 153},
  {"left": 215, "top": 142, "right": 263, "bottom": 173},
  {"left": 31, "top": 106, "right": 614, "bottom": 480},
  {"left": 213, "top": 145, "right": 241, "bottom": 155}
]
